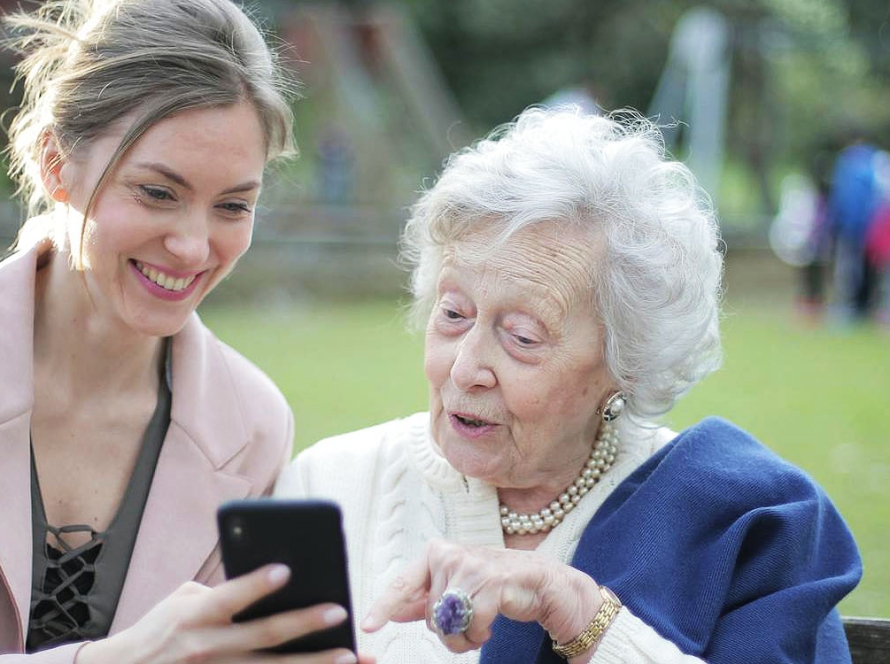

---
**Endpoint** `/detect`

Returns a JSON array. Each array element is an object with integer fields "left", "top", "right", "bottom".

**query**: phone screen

[{"left": 217, "top": 498, "right": 356, "bottom": 653}]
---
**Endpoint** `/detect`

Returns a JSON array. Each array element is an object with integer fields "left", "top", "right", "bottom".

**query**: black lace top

[{"left": 27, "top": 356, "right": 172, "bottom": 652}]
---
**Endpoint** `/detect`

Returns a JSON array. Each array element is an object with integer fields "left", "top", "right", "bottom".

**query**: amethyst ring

[{"left": 432, "top": 588, "right": 474, "bottom": 636}]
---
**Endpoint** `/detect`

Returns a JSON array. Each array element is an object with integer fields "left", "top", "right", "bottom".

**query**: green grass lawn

[{"left": 202, "top": 298, "right": 890, "bottom": 618}]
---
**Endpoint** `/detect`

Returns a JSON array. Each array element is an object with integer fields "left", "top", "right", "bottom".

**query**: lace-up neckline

[{"left": 26, "top": 344, "right": 172, "bottom": 652}]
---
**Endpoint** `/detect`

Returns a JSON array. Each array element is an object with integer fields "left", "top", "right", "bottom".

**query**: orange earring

[{"left": 52, "top": 185, "right": 69, "bottom": 203}]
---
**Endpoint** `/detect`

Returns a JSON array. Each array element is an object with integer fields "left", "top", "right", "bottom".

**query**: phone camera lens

[{"left": 230, "top": 519, "right": 245, "bottom": 541}]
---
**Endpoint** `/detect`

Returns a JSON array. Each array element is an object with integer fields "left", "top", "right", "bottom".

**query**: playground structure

[
  {"left": 261, "top": 2, "right": 469, "bottom": 237},
  {"left": 217, "top": 2, "right": 474, "bottom": 302},
  {"left": 647, "top": 7, "right": 730, "bottom": 209},
  {"left": 246, "top": 3, "right": 762, "bottom": 301},
  {"left": 0, "top": 2, "right": 820, "bottom": 300}
]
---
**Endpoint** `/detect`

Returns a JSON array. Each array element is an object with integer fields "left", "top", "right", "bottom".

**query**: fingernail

[
  {"left": 361, "top": 614, "right": 380, "bottom": 631},
  {"left": 324, "top": 605, "right": 348, "bottom": 626},
  {"left": 335, "top": 653, "right": 357, "bottom": 664},
  {"left": 267, "top": 564, "right": 290, "bottom": 584}
]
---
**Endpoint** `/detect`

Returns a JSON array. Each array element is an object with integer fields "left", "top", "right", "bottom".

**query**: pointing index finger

[{"left": 361, "top": 555, "right": 432, "bottom": 632}]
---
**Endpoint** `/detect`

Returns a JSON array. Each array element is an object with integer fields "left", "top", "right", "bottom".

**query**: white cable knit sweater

[{"left": 274, "top": 413, "right": 705, "bottom": 663}]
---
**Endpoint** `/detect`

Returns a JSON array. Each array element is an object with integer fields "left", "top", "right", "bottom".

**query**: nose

[
  {"left": 163, "top": 210, "right": 211, "bottom": 265},
  {"left": 450, "top": 324, "right": 497, "bottom": 392}
]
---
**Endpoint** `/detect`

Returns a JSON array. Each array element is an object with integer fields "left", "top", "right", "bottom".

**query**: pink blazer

[{"left": 0, "top": 244, "right": 294, "bottom": 661}]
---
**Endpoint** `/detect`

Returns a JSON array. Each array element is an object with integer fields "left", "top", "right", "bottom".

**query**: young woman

[{"left": 0, "top": 1, "right": 364, "bottom": 662}]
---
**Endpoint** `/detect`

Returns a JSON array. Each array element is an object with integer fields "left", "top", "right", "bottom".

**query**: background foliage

[{"left": 400, "top": 0, "right": 890, "bottom": 217}]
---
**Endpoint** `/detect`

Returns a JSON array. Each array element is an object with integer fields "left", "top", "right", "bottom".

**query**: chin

[
  {"left": 120, "top": 288, "right": 205, "bottom": 338},
  {"left": 439, "top": 439, "right": 504, "bottom": 485},
  {"left": 125, "top": 311, "right": 192, "bottom": 339}
]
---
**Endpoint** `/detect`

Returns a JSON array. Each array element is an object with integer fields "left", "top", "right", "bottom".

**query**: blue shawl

[{"left": 480, "top": 418, "right": 862, "bottom": 663}]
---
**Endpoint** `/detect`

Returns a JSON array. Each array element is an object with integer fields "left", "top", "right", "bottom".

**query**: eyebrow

[{"left": 133, "top": 162, "right": 262, "bottom": 195}]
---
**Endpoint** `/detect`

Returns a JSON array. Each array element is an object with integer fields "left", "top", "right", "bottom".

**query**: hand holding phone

[{"left": 217, "top": 498, "right": 356, "bottom": 653}]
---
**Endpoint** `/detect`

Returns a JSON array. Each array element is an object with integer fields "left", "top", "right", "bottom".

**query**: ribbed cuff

[{"left": 589, "top": 608, "right": 636, "bottom": 662}]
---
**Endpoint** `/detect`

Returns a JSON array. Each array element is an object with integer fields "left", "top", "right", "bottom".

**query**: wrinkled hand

[
  {"left": 77, "top": 564, "right": 375, "bottom": 664},
  {"left": 361, "top": 539, "right": 601, "bottom": 658}
]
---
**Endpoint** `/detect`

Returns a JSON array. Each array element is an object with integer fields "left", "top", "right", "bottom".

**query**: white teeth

[{"left": 135, "top": 261, "right": 197, "bottom": 292}]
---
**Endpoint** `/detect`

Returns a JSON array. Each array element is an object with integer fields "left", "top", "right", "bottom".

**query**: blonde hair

[{"left": 4, "top": 0, "right": 296, "bottom": 243}]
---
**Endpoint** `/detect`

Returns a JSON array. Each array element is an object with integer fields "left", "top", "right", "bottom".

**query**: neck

[
  {"left": 496, "top": 421, "right": 619, "bottom": 538},
  {"left": 496, "top": 436, "right": 597, "bottom": 515},
  {"left": 34, "top": 249, "right": 165, "bottom": 398}
]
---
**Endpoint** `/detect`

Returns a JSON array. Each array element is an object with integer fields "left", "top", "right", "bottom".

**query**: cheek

[
  {"left": 423, "top": 329, "right": 453, "bottom": 387},
  {"left": 502, "top": 383, "right": 551, "bottom": 423},
  {"left": 507, "top": 365, "right": 602, "bottom": 425},
  {"left": 218, "top": 223, "right": 254, "bottom": 261},
  {"left": 423, "top": 344, "right": 449, "bottom": 387},
  {"left": 553, "top": 369, "right": 611, "bottom": 422},
  {"left": 78, "top": 200, "right": 134, "bottom": 263}
]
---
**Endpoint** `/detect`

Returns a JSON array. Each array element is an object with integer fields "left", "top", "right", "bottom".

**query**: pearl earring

[{"left": 600, "top": 391, "right": 626, "bottom": 422}]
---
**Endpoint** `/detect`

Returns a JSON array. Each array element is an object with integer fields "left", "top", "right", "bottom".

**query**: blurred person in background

[
  {"left": 0, "top": 0, "right": 368, "bottom": 662},
  {"left": 866, "top": 195, "right": 890, "bottom": 327},
  {"left": 277, "top": 107, "right": 861, "bottom": 663},
  {"left": 827, "top": 133, "right": 888, "bottom": 323},
  {"left": 768, "top": 151, "right": 834, "bottom": 324}
]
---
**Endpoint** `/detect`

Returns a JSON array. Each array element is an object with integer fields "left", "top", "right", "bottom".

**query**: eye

[
  {"left": 215, "top": 200, "right": 254, "bottom": 218},
  {"left": 514, "top": 334, "right": 538, "bottom": 346},
  {"left": 139, "top": 185, "right": 174, "bottom": 202},
  {"left": 501, "top": 318, "right": 545, "bottom": 352},
  {"left": 432, "top": 302, "right": 471, "bottom": 336}
]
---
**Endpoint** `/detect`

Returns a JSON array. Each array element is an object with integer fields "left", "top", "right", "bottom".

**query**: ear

[{"left": 39, "top": 131, "right": 71, "bottom": 204}]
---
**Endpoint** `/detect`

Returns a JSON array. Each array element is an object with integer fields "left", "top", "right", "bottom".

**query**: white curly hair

[{"left": 400, "top": 106, "right": 724, "bottom": 421}]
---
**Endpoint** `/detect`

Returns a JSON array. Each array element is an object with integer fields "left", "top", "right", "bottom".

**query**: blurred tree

[
  {"left": 401, "top": 0, "right": 680, "bottom": 131},
  {"left": 0, "top": 0, "right": 886, "bottom": 236},
  {"left": 401, "top": 0, "right": 890, "bottom": 221}
]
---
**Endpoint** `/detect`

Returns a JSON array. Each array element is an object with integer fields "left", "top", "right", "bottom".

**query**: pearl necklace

[{"left": 499, "top": 421, "right": 619, "bottom": 535}]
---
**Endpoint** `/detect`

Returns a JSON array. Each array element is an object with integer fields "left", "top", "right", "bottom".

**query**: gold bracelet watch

[{"left": 551, "top": 585, "right": 622, "bottom": 659}]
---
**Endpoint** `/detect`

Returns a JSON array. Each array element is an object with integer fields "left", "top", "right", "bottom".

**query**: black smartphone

[{"left": 217, "top": 498, "right": 356, "bottom": 653}]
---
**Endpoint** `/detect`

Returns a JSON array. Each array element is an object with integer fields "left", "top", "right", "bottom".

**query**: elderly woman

[{"left": 275, "top": 107, "right": 861, "bottom": 663}]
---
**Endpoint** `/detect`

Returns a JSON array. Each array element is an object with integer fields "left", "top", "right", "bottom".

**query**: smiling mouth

[{"left": 134, "top": 260, "right": 198, "bottom": 293}]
